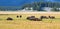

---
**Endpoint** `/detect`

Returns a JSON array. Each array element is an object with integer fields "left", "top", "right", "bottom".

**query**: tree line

[
  {"left": 21, "top": 2, "right": 60, "bottom": 12},
  {"left": 0, "top": 2, "right": 60, "bottom": 12}
]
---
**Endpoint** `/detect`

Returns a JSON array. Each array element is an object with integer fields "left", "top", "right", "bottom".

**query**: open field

[{"left": 0, "top": 12, "right": 60, "bottom": 29}]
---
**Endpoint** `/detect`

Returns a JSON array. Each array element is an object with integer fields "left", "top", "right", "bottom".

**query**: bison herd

[
  {"left": 6, "top": 15, "right": 55, "bottom": 21},
  {"left": 27, "top": 16, "right": 55, "bottom": 21}
]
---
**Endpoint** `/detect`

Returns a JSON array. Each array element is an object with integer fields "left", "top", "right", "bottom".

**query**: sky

[{"left": 0, "top": 0, "right": 60, "bottom": 6}]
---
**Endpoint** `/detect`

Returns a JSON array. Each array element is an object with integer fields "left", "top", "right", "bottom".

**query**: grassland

[{"left": 0, "top": 12, "right": 60, "bottom": 29}]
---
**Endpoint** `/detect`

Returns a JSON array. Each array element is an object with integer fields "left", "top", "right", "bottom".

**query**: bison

[
  {"left": 27, "top": 16, "right": 35, "bottom": 19},
  {"left": 27, "top": 16, "right": 35, "bottom": 20},
  {"left": 7, "top": 17, "right": 13, "bottom": 20},
  {"left": 40, "top": 16, "right": 48, "bottom": 19},
  {"left": 49, "top": 16, "right": 55, "bottom": 19},
  {"left": 27, "top": 16, "right": 42, "bottom": 21}
]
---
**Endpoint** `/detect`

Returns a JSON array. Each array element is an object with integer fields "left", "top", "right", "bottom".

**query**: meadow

[{"left": 0, "top": 12, "right": 60, "bottom": 29}]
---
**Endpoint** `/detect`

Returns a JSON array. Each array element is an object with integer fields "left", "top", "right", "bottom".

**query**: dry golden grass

[
  {"left": 0, "top": 12, "right": 60, "bottom": 29},
  {"left": 0, "top": 20, "right": 60, "bottom": 29}
]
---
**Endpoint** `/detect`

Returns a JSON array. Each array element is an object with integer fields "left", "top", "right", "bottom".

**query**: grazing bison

[
  {"left": 7, "top": 17, "right": 13, "bottom": 20},
  {"left": 27, "top": 16, "right": 41, "bottom": 21},
  {"left": 40, "top": 16, "right": 48, "bottom": 19},
  {"left": 49, "top": 16, "right": 55, "bottom": 19}
]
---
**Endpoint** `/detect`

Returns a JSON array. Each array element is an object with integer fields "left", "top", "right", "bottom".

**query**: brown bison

[
  {"left": 49, "top": 16, "right": 55, "bottom": 19},
  {"left": 40, "top": 16, "right": 48, "bottom": 19},
  {"left": 27, "top": 16, "right": 35, "bottom": 20},
  {"left": 27, "top": 16, "right": 41, "bottom": 21},
  {"left": 7, "top": 17, "right": 13, "bottom": 20}
]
